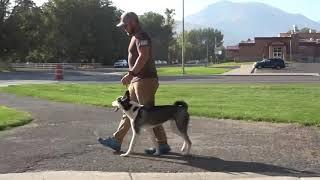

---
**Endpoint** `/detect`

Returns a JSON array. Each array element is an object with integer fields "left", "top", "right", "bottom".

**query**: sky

[{"left": 33, "top": 0, "right": 320, "bottom": 22}]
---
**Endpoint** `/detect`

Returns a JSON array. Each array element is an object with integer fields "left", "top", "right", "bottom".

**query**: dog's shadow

[{"left": 127, "top": 152, "right": 319, "bottom": 177}]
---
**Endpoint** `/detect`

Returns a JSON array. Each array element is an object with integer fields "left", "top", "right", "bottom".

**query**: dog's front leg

[
  {"left": 120, "top": 119, "right": 138, "bottom": 157},
  {"left": 120, "top": 131, "right": 138, "bottom": 157}
]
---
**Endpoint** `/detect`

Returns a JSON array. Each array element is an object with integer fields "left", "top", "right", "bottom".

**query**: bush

[{"left": 0, "top": 59, "right": 13, "bottom": 72}]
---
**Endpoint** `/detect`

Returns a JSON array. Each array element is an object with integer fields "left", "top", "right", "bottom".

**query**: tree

[
  {"left": 2, "top": 0, "right": 44, "bottom": 62},
  {"left": 0, "top": 0, "right": 10, "bottom": 24},
  {"left": 164, "top": 9, "right": 175, "bottom": 64},
  {"left": 1, "top": 1, "right": 176, "bottom": 64},
  {"left": 175, "top": 28, "right": 224, "bottom": 63},
  {"left": 139, "top": 11, "right": 175, "bottom": 62},
  {"left": 287, "top": 26, "right": 318, "bottom": 33},
  {"left": 0, "top": 0, "right": 10, "bottom": 58},
  {"left": 40, "top": 0, "right": 128, "bottom": 64},
  {"left": 164, "top": 8, "right": 175, "bottom": 27},
  {"left": 300, "top": 27, "right": 317, "bottom": 33}
]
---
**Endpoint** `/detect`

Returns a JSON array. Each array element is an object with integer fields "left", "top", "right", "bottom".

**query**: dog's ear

[{"left": 124, "top": 90, "right": 130, "bottom": 99}]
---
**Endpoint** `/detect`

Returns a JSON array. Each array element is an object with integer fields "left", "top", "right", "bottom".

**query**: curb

[
  {"left": 0, "top": 172, "right": 319, "bottom": 180},
  {"left": 0, "top": 80, "right": 57, "bottom": 87},
  {"left": 224, "top": 73, "right": 320, "bottom": 77}
]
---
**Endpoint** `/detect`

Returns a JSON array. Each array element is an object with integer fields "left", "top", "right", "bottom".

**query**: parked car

[
  {"left": 254, "top": 58, "right": 286, "bottom": 70},
  {"left": 161, "top": 60, "right": 168, "bottom": 65},
  {"left": 155, "top": 60, "right": 162, "bottom": 65},
  {"left": 63, "top": 64, "right": 76, "bottom": 70},
  {"left": 155, "top": 60, "right": 168, "bottom": 65},
  {"left": 187, "top": 60, "right": 200, "bottom": 64},
  {"left": 114, "top": 59, "right": 128, "bottom": 68}
]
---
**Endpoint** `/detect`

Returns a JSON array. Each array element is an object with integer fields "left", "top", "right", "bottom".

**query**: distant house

[{"left": 226, "top": 31, "right": 320, "bottom": 62}]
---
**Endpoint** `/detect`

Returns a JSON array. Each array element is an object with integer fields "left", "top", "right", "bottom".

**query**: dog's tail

[{"left": 174, "top": 101, "right": 188, "bottom": 111}]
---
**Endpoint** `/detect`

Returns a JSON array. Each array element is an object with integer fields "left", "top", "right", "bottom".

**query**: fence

[{"left": 11, "top": 63, "right": 103, "bottom": 69}]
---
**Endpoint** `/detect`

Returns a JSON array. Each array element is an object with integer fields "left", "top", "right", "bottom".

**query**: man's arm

[
  {"left": 121, "top": 37, "right": 150, "bottom": 85},
  {"left": 130, "top": 46, "right": 150, "bottom": 75}
]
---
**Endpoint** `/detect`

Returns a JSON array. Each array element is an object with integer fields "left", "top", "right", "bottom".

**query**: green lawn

[
  {"left": 1, "top": 83, "right": 320, "bottom": 126},
  {"left": 157, "top": 67, "right": 229, "bottom": 76},
  {"left": 0, "top": 106, "right": 32, "bottom": 131},
  {"left": 0, "top": 67, "right": 10, "bottom": 72}
]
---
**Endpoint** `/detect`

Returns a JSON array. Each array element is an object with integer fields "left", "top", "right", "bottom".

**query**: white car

[
  {"left": 155, "top": 60, "right": 162, "bottom": 65},
  {"left": 114, "top": 59, "right": 128, "bottom": 68},
  {"left": 155, "top": 60, "right": 168, "bottom": 65},
  {"left": 63, "top": 64, "right": 76, "bottom": 70},
  {"left": 161, "top": 61, "right": 168, "bottom": 65}
]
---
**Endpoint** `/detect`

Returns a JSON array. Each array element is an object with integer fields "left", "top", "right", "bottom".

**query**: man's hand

[{"left": 121, "top": 74, "right": 133, "bottom": 85}]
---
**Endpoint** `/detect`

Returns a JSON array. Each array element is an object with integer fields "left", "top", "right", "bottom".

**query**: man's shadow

[{"left": 127, "top": 152, "right": 319, "bottom": 177}]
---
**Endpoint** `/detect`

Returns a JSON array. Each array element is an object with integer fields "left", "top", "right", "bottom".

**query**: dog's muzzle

[{"left": 112, "top": 100, "right": 120, "bottom": 112}]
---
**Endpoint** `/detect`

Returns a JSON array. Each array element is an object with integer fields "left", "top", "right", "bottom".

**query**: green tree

[
  {"left": 299, "top": 27, "right": 317, "bottom": 33},
  {"left": 2, "top": 0, "right": 44, "bottom": 62},
  {"left": 1, "top": 1, "right": 175, "bottom": 64},
  {"left": 0, "top": 0, "right": 10, "bottom": 59},
  {"left": 0, "top": 0, "right": 10, "bottom": 26},
  {"left": 176, "top": 28, "right": 224, "bottom": 63},
  {"left": 40, "top": 0, "right": 128, "bottom": 64},
  {"left": 140, "top": 11, "right": 175, "bottom": 62},
  {"left": 164, "top": 9, "right": 175, "bottom": 64},
  {"left": 287, "top": 26, "right": 318, "bottom": 33}
]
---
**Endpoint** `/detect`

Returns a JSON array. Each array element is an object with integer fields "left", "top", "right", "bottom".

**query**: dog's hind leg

[
  {"left": 181, "top": 133, "right": 192, "bottom": 155},
  {"left": 181, "top": 141, "right": 186, "bottom": 152},
  {"left": 148, "top": 129, "right": 160, "bottom": 156}
]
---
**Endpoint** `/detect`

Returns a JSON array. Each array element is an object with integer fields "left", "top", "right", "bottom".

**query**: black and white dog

[{"left": 112, "top": 91, "right": 192, "bottom": 157}]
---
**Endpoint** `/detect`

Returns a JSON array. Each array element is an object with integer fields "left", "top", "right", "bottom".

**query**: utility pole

[
  {"left": 290, "top": 39, "right": 292, "bottom": 62},
  {"left": 214, "top": 36, "right": 217, "bottom": 64},
  {"left": 182, "top": 0, "right": 185, "bottom": 74},
  {"left": 206, "top": 41, "right": 209, "bottom": 66}
]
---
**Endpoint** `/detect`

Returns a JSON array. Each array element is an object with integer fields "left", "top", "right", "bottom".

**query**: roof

[{"left": 226, "top": 46, "right": 239, "bottom": 50}]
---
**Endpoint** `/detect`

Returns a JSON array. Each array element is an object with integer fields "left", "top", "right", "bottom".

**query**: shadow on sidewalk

[{"left": 130, "top": 152, "right": 319, "bottom": 177}]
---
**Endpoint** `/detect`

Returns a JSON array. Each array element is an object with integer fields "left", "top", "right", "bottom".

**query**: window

[{"left": 273, "top": 47, "right": 282, "bottom": 58}]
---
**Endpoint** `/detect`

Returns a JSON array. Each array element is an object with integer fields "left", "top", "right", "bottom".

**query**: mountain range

[{"left": 175, "top": 1, "right": 320, "bottom": 45}]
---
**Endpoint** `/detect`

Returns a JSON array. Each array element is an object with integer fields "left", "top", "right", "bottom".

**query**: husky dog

[{"left": 112, "top": 91, "right": 192, "bottom": 157}]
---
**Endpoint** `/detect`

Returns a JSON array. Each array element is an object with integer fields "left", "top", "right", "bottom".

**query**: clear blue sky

[{"left": 33, "top": 0, "right": 320, "bottom": 22}]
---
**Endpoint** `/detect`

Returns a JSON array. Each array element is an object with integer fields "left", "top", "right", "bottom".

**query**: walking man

[{"left": 98, "top": 12, "right": 171, "bottom": 155}]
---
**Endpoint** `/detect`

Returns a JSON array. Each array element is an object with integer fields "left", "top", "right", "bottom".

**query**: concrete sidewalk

[
  {"left": 0, "top": 80, "right": 56, "bottom": 87},
  {"left": 223, "top": 65, "right": 255, "bottom": 75},
  {"left": 0, "top": 171, "right": 319, "bottom": 180}
]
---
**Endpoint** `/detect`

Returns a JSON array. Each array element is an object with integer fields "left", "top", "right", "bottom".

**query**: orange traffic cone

[{"left": 55, "top": 64, "right": 64, "bottom": 80}]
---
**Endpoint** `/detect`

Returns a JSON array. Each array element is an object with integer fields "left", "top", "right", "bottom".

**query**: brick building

[{"left": 226, "top": 31, "right": 320, "bottom": 62}]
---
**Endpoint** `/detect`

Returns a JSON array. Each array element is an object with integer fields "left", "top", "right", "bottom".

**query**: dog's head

[{"left": 112, "top": 90, "right": 132, "bottom": 112}]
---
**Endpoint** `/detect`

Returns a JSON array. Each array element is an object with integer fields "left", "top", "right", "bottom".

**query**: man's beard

[{"left": 126, "top": 27, "right": 137, "bottom": 36}]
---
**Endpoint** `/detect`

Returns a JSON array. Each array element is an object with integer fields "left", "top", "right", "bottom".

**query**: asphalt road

[
  {"left": 0, "top": 69, "right": 319, "bottom": 84},
  {"left": 0, "top": 93, "right": 319, "bottom": 176}
]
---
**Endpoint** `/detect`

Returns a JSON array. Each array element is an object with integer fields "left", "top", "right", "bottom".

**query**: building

[{"left": 226, "top": 30, "right": 320, "bottom": 62}]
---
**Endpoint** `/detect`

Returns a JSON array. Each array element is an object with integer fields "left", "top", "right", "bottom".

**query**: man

[{"left": 98, "top": 12, "right": 171, "bottom": 155}]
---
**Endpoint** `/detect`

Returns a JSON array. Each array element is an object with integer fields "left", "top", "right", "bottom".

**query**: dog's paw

[
  {"left": 181, "top": 143, "right": 186, "bottom": 152},
  {"left": 120, "top": 153, "right": 129, "bottom": 157},
  {"left": 182, "top": 152, "right": 190, "bottom": 156},
  {"left": 181, "top": 147, "right": 186, "bottom": 152}
]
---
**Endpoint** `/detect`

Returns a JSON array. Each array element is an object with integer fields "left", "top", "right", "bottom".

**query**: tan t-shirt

[{"left": 128, "top": 29, "right": 158, "bottom": 82}]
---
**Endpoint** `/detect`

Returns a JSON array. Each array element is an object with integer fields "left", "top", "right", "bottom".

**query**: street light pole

[
  {"left": 182, "top": 0, "right": 185, "bottom": 74},
  {"left": 214, "top": 36, "right": 217, "bottom": 64},
  {"left": 290, "top": 39, "right": 292, "bottom": 62},
  {"left": 206, "top": 42, "right": 209, "bottom": 66}
]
